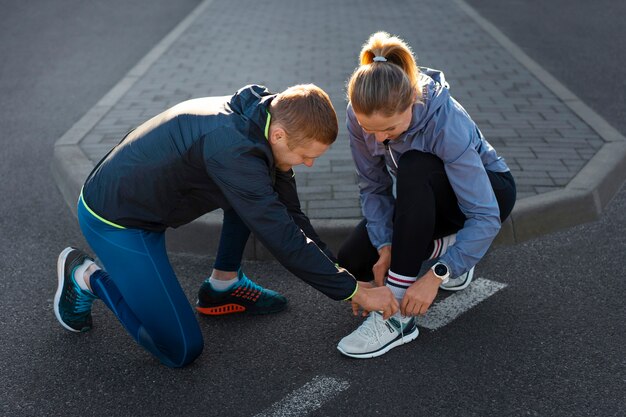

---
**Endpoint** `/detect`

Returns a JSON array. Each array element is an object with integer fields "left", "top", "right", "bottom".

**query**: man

[{"left": 54, "top": 84, "right": 398, "bottom": 367}]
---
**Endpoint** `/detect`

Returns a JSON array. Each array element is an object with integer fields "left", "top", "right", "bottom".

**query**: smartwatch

[{"left": 431, "top": 262, "right": 450, "bottom": 284}]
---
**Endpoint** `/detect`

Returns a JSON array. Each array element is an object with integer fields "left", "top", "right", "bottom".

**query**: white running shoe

[
  {"left": 440, "top": 266, "right": 475, "bottom": 291},
  {"left": 337, "top": 312, "right": 419, "bottom": 359}
]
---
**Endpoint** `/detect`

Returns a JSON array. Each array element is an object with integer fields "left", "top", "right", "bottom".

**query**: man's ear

[{"left": 269, "top": 124, "right": 287, "bottom": 145}]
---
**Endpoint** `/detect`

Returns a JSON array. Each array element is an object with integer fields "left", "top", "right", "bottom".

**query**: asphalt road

[{"left": 1, "top": 1, "right": 625, "bottom": 416}]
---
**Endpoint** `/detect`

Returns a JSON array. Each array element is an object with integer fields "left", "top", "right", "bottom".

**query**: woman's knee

[
  {"left": 337, "top": 244, "right": 363, "bottom": 274},
  {"left": 488, "top": 171, "right": 517, "bottom": 222},
  {"left": 337, "top": 222, "right": 377, "bottom": 281},
  {"left": 397, "top": 150, "right": 443, "bottom": 178}
]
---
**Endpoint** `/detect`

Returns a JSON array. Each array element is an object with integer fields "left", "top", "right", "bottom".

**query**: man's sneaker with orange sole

[{"left": 196, "top": 272, "right": 287, "bottom": 315}]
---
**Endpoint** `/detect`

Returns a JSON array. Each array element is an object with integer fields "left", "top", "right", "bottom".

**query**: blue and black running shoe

[
  {"left": 196, "top": 271, "right": 287, "bottom": 315},
  {"left": 54, "top": 247, "right": 98, "bottom": 332}
]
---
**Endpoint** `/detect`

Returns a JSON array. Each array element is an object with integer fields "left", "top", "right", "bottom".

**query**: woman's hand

[
  {"left": 372, "top": 245, "right": 392, "bottom": 287},
  {"left": 400, "top": 269, "right": 441, "bottom": 316},
  {"left": 351, "top": 283, "right": 399, "bottom": 320}
]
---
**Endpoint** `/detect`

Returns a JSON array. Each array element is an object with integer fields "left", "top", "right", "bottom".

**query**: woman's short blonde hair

[
  {"left": 347, "top": 32, "right": 420, "bottom": 116},
  {"left": 270, "top": 84, "right": 338, "bottom": 149}
]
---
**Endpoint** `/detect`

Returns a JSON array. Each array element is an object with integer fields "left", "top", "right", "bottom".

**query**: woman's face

[{"left": 354, "top": 106, "right": 413, "bottom": 143}]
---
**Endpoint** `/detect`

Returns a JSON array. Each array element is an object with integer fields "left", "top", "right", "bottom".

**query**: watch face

[{"left": 434, "top": 264, "right": 448, "bottom": 277}]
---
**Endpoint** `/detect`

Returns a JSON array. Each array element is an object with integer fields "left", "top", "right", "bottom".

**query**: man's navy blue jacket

[{"left": 83, "top": 85, "right": 357, "bottom": 300}]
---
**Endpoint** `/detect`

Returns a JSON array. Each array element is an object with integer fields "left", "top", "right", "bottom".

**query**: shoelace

[
  {"left": 357, "top": 313, "right": 385, "bottom": 345},
  {"left": 237, "top": 276, "right": 263, "bottom": 293},
  {"left": 395, "top": 315, "right": 407, "bottom": 344},
  {"left": 357, "top": 313, "right": 408, "bottom": 345},
  {"left": 70, "top": 282, "right": 96, "bottom": 316}
]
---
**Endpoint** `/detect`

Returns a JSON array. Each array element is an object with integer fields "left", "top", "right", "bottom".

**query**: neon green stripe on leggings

[{"left": 79, "top": 190, "right": 126, "bottom": 229}]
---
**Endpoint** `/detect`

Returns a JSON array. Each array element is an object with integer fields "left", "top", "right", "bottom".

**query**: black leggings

[{"left": 338, "top": 151, "right": 516, "bottom": 281}]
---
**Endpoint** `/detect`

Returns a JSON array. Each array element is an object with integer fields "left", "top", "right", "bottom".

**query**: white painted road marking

[
  {"left": 254, "top": 376, "right": 349, "bottom": 417},
  {"left": 416, "top": 278, "right": 507, "bottom": 330}
]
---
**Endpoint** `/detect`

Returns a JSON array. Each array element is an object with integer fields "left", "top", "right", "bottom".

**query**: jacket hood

[
  {"left": 402, "top": 67, "right": 451, "bottom": 136},
  {"left": 227, "top": 84, "right": 276, "bottom": 132}
]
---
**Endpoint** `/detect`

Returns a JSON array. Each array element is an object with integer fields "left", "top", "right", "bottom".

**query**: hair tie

[{"left": 373, "top": 56, "right": 387, "bottom": 62}]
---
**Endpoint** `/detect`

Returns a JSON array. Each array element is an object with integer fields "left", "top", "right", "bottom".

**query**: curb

[{"left": 52, "top": 0, "right": 626, "bottom": 259}]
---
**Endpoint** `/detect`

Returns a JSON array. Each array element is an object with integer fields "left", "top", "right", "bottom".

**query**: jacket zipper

[{"left": 383, "top": 139, "right": 399, "bottom": 169}]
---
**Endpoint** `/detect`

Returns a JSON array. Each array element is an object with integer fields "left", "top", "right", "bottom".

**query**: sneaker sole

[
  {"left": 196, "top": 302, "right": 287, "bottom": 316},
  {"left": 196, "top": 304, "right": 247, "bottom": 315},
  {"left": 54, "top": 247, "right": 82, "bottom": 333},
  {"left": 337, "top": 325, "right": 419, "bottom": 359},
  {"left": 440, "top": 267, "right": 475, "bottom": 292}
]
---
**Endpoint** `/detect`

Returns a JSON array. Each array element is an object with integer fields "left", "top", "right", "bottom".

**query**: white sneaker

[
  {"left": 440, "top": 266, "right": 475, "bottom": 291},
  {"left": 337, "top": 312, "right": 419, "bottom": 359}
]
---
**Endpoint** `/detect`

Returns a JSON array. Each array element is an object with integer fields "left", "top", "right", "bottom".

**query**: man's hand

[
  {"left": 400, "top": 269, "right": 441, "bottom": 316},
  {"left": 351, "top": 283, "right": 399, "bottom": 320},
  {"left": 372, "top": 245, "right": 391, "bottom": 287},
  {"left": 351, "top": 281, "right": 374, "bottom": 316}
]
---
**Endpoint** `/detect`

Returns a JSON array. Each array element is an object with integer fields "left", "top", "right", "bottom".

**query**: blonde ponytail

[{"left": 347, "top": 32, "right": 420, "bottom": 116}]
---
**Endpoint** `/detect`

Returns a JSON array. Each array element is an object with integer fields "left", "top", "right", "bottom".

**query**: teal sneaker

[
  {"left": 196, "top": 271, "right": 287, "bottom": 315},
  {"left": 54, "top": 247, "right": 98, "bottom": 332}
]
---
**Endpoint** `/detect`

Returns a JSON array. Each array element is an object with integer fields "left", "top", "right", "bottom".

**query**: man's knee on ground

[{"left": 138, "top": 326, "right": 204, "bottom": 368}]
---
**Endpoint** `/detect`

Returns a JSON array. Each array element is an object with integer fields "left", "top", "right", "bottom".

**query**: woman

[{"left": 337, "top": 32, "right": 516, "bottom": 358}]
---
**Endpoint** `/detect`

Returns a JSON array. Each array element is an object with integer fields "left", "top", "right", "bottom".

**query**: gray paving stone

[
  {"left": 515, "top": 177, "right": 556, "bottom": 186},
  {"left": 551, "top": 177, "right": 570, "bottom": 186},
  {"left": 515, "top": 170, "right": 551, "bottom": 178},
  {"left": 308, "top": 199, "right": 361, "bottom": 209},
  {"left": 534, "top": 186, "right": 561, "bottom": 194},
  {"left": 563, "top": 159, "right": 587, "bottom": 171},
  {"left": 307, "top": 207, "right": 362, "bottom": 219},
  {"left": 332, "top": 183, "right": 361, "bottom": 192}
]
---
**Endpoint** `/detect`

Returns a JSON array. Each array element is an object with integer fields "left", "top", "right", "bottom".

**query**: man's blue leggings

[{"left": 77, "top": 196, "right": 204, "bottom": 367}]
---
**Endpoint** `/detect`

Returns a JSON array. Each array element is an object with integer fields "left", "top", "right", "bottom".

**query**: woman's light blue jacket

[{"left": 347, "top": 68, "right": 510, "bottom": 278}]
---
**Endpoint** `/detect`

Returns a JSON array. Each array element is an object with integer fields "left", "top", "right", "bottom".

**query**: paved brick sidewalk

[{"left": 53, "top": 0, "right": 626, "bottom": 256}]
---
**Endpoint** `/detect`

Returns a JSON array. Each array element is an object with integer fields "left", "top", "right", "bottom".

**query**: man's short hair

[{"left": 270, "top": 84, "right": 338, "bottom": 149}]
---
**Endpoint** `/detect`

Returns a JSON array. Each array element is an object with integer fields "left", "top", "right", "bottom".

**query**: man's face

[{"left": 271, "top": 137, "right": 329, "bottom": 172}]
